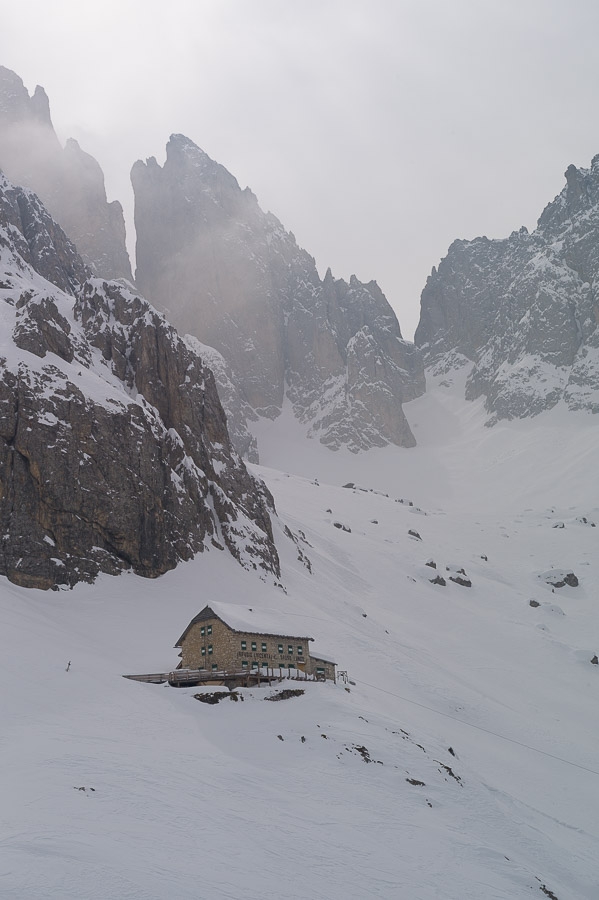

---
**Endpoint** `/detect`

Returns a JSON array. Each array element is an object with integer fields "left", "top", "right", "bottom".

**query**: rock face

[
  {"left": 0, "top": 171, "right": 279, "bottom": 589},
  {"left": 132, "top": 135, "right": 424, "bottom": 456},
  {"left": 0, "top": 66, "right": 132, "bottom": 282},
  {"left": 183, "top": 336, "right": 260, "bottom": 464},
  {"left": 415, "top": 157, "right": 599, "bottom": 422}
]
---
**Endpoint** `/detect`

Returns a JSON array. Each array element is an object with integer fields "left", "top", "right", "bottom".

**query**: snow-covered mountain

[
  {"left": 0, "top": 66, "right": 132, "bottom": 282},
  {"left": 2, "top": 368, "right": 598, "bottom": 899},
  {"left": 0, "top": 170, "right": 279, "bottom": 587},
  {"left": 415, "top": 157, "right": 599, "bottom": 422},
  {"left": 1, "top": 67, "right": 598, "bottom": 900},
  {"left": 132, "top": 134, "right": 424, "bottom": 458}
]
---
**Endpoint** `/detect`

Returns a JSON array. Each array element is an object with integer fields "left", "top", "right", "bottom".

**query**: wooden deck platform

[{"left": 123, "top": 668, "right": 326, "bottom": 689}]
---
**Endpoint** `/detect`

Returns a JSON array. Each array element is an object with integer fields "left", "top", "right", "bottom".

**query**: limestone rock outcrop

[
  {"left": 0, "top": 66, "right": 132, "bottom": 282},
  {"left": 0, "top": 171, "right": 279, "bottom": 589},
  {"left": 184, "top": 336, "right": 260, "bottom": 464},
  {"left": 415, "top": 156, "right": 599, "bottom": 421},
  {"left": 132, "top": 135, "right": 424, "bottom": 456}
]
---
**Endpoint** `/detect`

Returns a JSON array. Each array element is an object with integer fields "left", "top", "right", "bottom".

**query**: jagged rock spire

[{"left": 132, "top": 135, "right": 424, "bottom": 456}]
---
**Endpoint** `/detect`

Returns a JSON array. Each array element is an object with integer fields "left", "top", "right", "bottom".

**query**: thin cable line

[{"left": 354, "top": 678, "right": 599, "bottom": 777}]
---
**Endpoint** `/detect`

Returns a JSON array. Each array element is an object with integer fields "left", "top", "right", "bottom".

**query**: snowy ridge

[
  {"left": 0, "top": 172, "right": 280, "bottom": 587},
  {"left": 416, "top": 154, "right": 599, "bottom": 422}
]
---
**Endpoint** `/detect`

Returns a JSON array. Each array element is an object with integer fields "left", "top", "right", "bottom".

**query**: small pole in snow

[{"left": 66, "top": 661, "right": 71, "bottom": 672}]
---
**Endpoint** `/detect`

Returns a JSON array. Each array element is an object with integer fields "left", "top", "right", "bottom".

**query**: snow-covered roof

[
  {"left": 175, "top": 602, "right": 314, "bottom": 645},
  {"left": 309, "top": 646, "right": 337, "bottom": 665}
]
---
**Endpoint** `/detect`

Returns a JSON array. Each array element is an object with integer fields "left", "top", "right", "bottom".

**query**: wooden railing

[{"left": 123, "top": 667, "right": 329, "bottom": 686}]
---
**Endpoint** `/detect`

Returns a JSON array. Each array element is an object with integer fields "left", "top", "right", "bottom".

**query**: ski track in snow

[{"left": 1, "top": 374, "right": 598, "bottom": 899}]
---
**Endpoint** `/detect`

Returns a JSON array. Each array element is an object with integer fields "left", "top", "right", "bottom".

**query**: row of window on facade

[
  {"left": 197, "top": 661, "right": 326, "bottom": 674},
  {"left": 240, "top": 640, "right": 304, "bottom": 655},
  {"left": 199, "top": 641, "right": 304, "bottom": 656}
]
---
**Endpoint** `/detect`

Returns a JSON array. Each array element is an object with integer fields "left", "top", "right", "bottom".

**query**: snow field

[{"left": 1, "top": 374, "right": 599, "bottom": 898}]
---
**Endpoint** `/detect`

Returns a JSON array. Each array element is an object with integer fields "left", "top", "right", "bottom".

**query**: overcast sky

[{"left": 3, "top": 0, "right": 599, "bottom": 338}]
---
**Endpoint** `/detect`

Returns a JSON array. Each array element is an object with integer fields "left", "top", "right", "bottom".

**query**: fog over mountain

[
  {"left": 0, "top": 169, "right": 279, "bottom": 588},
  {"left": 1, "top": 57, "right": 599, "bottom": 900},
  {"left": 0, "top": 66, "right": 132, "bottom": 282},
  {"left": 132, "top": 134, "right": 424, "bottom": 458}
]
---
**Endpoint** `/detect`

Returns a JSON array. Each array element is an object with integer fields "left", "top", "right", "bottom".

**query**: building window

[
  {"left": 241, "top": 641, "right": 247, "bottom": 650},
  {"left": 251, "top": 642, "right": 257, "bottom": 651},
  {"left": 200, "top": 626, "right": 205, "bottom": 636},
  {"left": 251, "top": 661, "right": 259, "bottom": 669},
  {"left": 208, "top": 645, "right": 213, "bottom": 655},
  {"left": 241, "top": 660, "right": 248, "bottom": 668},
  {"left": 297, "top": 646, "right": 303, "bottom": 656},
  {"left": 288, "top": 645, "right": 293, "bottom": 655},
  {"left": 207, "top": 625, "right": 212, "bottom": 636},
  {"left": 212, "top": 663, "right": 218, "bottom": 670},
  {"left": 201, "top": 647, "right": 206, "bottom": 656},
  {"left": 289, "top": 663, "right": 295, "bottom": 670},
  {"left": 261, "top": 642, "right": 267, "bottom": 652},
  {"left": 278, "top": 644, "right": 283, "bottom": 654},
  {"left": 316, "top": 667, "right": 325, "bottom": 674}
]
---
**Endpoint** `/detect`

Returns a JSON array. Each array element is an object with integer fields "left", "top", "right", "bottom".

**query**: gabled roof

[
  {"left": 175, "top": 602, "right": 314, "bottom": 647},
  {"left": 309, "top": 650, "right": 337, "bottom": 665}
]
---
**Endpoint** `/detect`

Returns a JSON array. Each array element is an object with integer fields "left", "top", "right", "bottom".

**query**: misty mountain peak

[
  {"left": 166, "top": 133, "right": 243, "bottom": 195},
  {"left": 133, "top": 137, "right": 424, "bottom": 456},
  {"left": 30, "top": 84, "right": 53, "bottom": 127},
  {"left": 416, "top": 153, "right": 599, "bottom": 420},
  {"left": 0, "top": 66, "right": 132, "bottom": 282},
  {"left": 0, "top": 170, "right": 279, "bottom": 588}
]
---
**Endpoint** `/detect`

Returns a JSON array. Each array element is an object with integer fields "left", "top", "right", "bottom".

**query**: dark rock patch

[
  {"left": 429, "top": 575, "right": 447, "bottom": 586},
  {"left": 536, "top": 879, "right": 559, "bottom": 900},
  {"left": 435, "top": 761, "right": 462, "bottom": 785},
  {"left": 542, "top": 571, "right": 579, "bottom": 589},
  {"left": 265, "top": 689, "right": 305, "bottom": 702},
  {"left": 449, "top": 575, "right": 472, "bottom": 588},
  {"left": 194, "top": 691, "right": 242, "bottom": 705}
]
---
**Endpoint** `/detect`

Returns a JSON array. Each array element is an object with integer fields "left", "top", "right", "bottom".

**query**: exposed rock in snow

[
  {"left": 539, "top": 570, "right": 579, "bottom": 589},
  {"left": 0, "top": 172, "right": 279, "bottom": 588},
  {"left": 184, "top": 335, "right": 259, "bottom": 463},
  {"left": 0, "top": 66, "right": 132, "bottom": 282},
  {"left": 132, "top": 134, "right": 423, "bottom": 457},
  {"left": 415, "top": 155, "right": 599, "bottom": 421}
]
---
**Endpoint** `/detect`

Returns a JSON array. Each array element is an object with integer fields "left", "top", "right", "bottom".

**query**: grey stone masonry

[
  {"left": 175, "top": 605, "right": 336, "bottom": 681},
  {"left": 307, "top": 656, "right": 336, "bottom": 682}
]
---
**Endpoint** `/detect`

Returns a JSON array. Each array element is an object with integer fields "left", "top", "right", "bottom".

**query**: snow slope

[{"left": 1, "top": 370, "right": 598, "bottom": 899}]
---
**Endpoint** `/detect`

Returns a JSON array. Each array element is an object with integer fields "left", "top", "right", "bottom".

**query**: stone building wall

[
  {"left": 307, "top": 656, "right": 336, "bottom": 682},
  {"left": 180, "top": 615, "right": 312, "bottom": 673}
]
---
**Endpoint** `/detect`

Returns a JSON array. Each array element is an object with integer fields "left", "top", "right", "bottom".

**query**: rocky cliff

[
  {"left": 0, "top": 66, "right": 132, "bottom": 282},
  {"left": 0, "top": 171, "right": 279, "bottom": 589},
  {"left": 415, "top": 157, "right": 599, "bottom": 421},
  {"left": 132, "top": 135, "right": 424, "bottom": 455}
]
